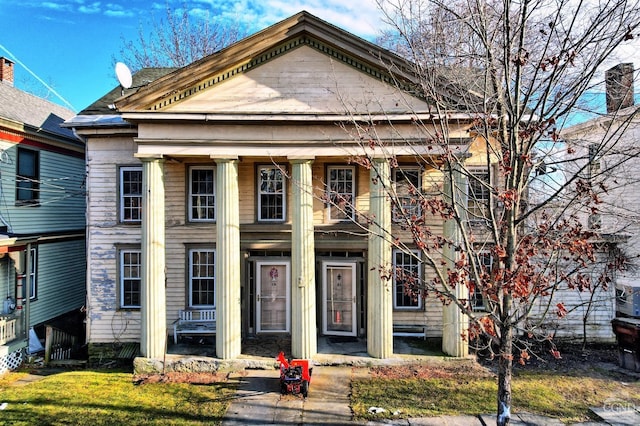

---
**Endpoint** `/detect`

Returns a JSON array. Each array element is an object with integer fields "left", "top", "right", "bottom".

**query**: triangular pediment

[
  {"left": 115, "top": 11, "right": 430, "bottom": 114},
  {"left": 161, "top": 45, "right": 429, "bottom": 114}
]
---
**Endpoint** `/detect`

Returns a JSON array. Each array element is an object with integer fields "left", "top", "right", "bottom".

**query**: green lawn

[
  {"left": 0, "top": 369, "right": 235, "bottom": 426},
  {"left": 351, "top": 367, "right": 640, "bottom": 423}
]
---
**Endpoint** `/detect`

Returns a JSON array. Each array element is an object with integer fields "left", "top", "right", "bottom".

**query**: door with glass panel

[
  {"left": 322, "top": 261, "right": 357, "bottom": 336},
  {"left": 256, "top": 261, "right": 290, "bottom": 333}
]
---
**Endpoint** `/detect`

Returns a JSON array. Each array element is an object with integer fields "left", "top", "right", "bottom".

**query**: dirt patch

[
  {"left": 371, "top": 359, "right": 495, "bottom": 380},
  {"left": 133, "top": 371, "right": 230, "bottom": 385}
]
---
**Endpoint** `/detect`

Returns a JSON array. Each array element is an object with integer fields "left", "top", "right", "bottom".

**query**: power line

[{"left": 0, "top": 43, "right": 77, "bottom": 112}]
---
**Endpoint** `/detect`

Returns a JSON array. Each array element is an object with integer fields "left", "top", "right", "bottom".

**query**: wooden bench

[
  {"left": 173, "top": 309, "right": 216, "bottom": 344},
  {"left": 393, "top": 324, "right": 427, "bottom": 340}
]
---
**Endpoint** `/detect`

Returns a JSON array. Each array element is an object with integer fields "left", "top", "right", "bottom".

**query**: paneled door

[
  {"left": 322, "top": 261, "right": 357, "bottom": 336},
  {"left": 256, "top": 261, "right": 290, "bottom": 333}
]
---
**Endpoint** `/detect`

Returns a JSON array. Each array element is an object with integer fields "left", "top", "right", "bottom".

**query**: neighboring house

[
  {"left": 0, "top": 57, "right": 86, "bottom": 374},
  {"left": 559, "top": 63, "right": 640, "bottom": 342},
  {"left": 66, "top": 11, "right": 500, "bottom": 362}
]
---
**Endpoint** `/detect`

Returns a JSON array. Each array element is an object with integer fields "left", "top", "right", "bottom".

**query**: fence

[
  {"left": 0, "top": 316, "right": 17, "bottom": 345},
  {"left": 45, "top": 325, "right": 77, "bottom": 364}
]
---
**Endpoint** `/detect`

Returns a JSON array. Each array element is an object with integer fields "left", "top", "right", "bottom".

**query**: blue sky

[
  {"left": 0, "top": 0, "right": 638, "bottom": 116},
  {"left": 0, "top": 0, "right": 384, "bottom": 112}
]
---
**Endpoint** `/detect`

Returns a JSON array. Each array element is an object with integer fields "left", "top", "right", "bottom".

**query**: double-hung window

[
  {"left": 393, "top": 249, "right": 422, "bottom": 309},
  {"left": 120, "top": 166, "right": 142, "bottom": 223},
  {"left": 16, "top": 147, "right": 39, "bottom": 205},
  {"left": 467, "top": 167, "right": 491, "bottom": 223},
  {"left": 327, "top": 166, "right": 355, "bottom": 221},
  {"left": 189, "top": 166, "right": 215, "bottom": 222},
  {"left": 189, "top": 249, "right": 215, "bottom": 307},
  {"left": 258, "top": 166, "right": 285, "bottom": 221},
  {"left": 393, "top": 167, "right": 422, "bottom": 221},
  {"left": 120, "top": 249, "right": 141, "bottom": 309}
]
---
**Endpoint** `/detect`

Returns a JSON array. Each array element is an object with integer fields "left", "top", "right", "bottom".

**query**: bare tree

[
  {"left": 332, "top": 1, "right": 640, "bottom": 424},
  {"left": 114, "top": 2, "right": 244, "bottom": 71}
]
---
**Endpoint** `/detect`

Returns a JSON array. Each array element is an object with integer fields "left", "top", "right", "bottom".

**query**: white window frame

[
  {"left": 189, "top": 249, "right": 216, "bottom": 308},
  {"left": 393, "top": 249, "right": 422, "bottom": 309},
  {"left": 393, "top": 167, "right": 422, "bottom": 222},
  {"left": 120, "top": 249, "right": 141, "bottom": 309},
  {"left": 467, "top": 167, "right": 491, "bottom": 223},
  {"left": 188, "top": 166, "right": 216, "bottom": 222},
  {"left": 472, "top": 251, "right": 492, "bottom": 311},
  {"left": 120, "top": 166, "right": 143, "bottom": 223},
  {"left": 327, "top": 166, "right": 356, "bottom": 221},
  {"left": 257, "top": 165, "right": 286, "bottom": 222},
  {"left": 16, "top": 147, "right": 40, "bottom": 205}
]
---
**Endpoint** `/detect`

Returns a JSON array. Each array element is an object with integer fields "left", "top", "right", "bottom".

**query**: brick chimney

[
  {"left": 605, "top": 63, "right": 635, "bottom": 113},
  {"left": 0, "top": 57, "right": 14, "bottom": 86}
]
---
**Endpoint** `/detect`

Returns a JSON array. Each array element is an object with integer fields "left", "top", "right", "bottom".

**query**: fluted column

[
  {"left": 215, "top": 158, "right": 241, "bottom": 359},
  {"left": 442, "top": 163, "right": 469, "bottom": 357},
  {"left": 367, "top": 157, "right": 393, "bottom": 359},
  {"left": 139, "top": 156, "right": 166, "bottom": 359},
  {"left": 290, "top": 158, "right": 317, "bottom": 359}
]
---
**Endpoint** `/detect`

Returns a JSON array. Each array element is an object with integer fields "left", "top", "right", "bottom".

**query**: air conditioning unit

[{"left": 616, "top": 282, "right": 640, "bottom": 318}]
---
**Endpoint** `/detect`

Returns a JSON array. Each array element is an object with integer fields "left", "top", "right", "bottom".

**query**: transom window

[
  {"left": 120, "top": 249, "right": 141, "bottom": 309},
  {"left": 16, "top": 147, "right": 39, "bottom": 205},
  {"left": 327, "top": 166, "right": 355, "bottom": 221},
  {"left": 258, "top": 166, "right": 286, "bottom": 221},
  {"left": 393, "top": 249, "right": 422, "bottom": 309},
  {"left": 393, "top": 167, "right": 422, "bottom": 221},
  {"left": 468, "top": 167, "right": 491, "bottom": 222},
  {"left": 189, "top": 249, "right": 216, "bottom": 307},
  {"left": 189, "top": 166, "right": 215, "bottom": 222},
  {"left": 120, "top": 166, "right": 142, "bottom": 223}
]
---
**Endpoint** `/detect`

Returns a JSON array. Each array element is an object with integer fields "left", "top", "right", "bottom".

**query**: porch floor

[{"left": 165, "top": 335, "right": 447, "bottom": 368}]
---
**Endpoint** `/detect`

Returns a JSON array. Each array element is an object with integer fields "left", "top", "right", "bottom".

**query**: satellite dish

[{"left": 115, "top": 62, "right": 132, "bottom": 89}]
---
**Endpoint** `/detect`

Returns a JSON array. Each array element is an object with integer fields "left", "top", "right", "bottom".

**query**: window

[
  {"left": 468, "top": 168, "right": 491, "bottom": 222},
  {"left": 258, "top": 166, "right": 285, "bottom": 221},
  {"left": 393, "top": 249, "right": 422, "bottom": 309},
  {"left": 120, "top": 167, "right": 142, "bottom": 223},
  {"left": 120, "top": 249, "right": 141, "bottom": 308},
  {"left": 393, "top": 167, "right": 422, "bottom": 221},
  {"left": 189, "top": 166, "right": 215, "bottom": 221},
  {"left": 327, "top": 166, "right": 355, "bottom": 221},
  {"left": 28, "top": 247, "right": 37, "bottom": 300},
  {"left": 471, "top": 251, "right": 492, "bottom": 311},
  {"left": 588, "top": 144, "right": 601, "bottom": 229},
  {"left": 16, "top": 147, "right": 39, "bottom": 204},
  {"left": 189, "top": 249, "right": 215, "bottom": 307}
]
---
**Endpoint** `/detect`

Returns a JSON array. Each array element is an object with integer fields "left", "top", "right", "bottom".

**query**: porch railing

[
  {"left": 0, "top": 316, "right": 17, "bottom": 345},
  {"left": 45, "top": 325, "right": 77, "bottom": 364}
]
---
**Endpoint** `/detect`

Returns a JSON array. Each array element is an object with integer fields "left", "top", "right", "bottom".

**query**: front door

[
  {"left": 322, "top": 261, "right": 357, "bottom": 336},
  {"left": 256, "top": 261, "right": 290, "bottom": 333}
]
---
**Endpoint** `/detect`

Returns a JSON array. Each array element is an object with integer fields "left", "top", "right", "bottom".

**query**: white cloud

[{"left": 78, "top": 2, "right": 101, "bottom": 14}]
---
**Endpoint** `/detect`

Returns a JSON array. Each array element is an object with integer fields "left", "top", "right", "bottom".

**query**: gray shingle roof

[{"left": 0, "top": 81, "right": 77, "bottom": 140}]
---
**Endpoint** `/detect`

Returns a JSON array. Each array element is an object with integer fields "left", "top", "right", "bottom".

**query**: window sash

[
  {"left": 17, "top": 148, "right": 39, "bottom": 202},
  {"left": 120, "top": 250, "right": 141, "bottom": 308},
  {"left": 468, "top": 168, "right": 490, "bottom": 221},
  {"left": 472, "top": 251, "right": 492, "bottom": 311},
  {"left": 189, "top": 249, "right": 216, "bottom": 307},
  {"left": 120, "top": 167, "right": 142, "bottom": 223},
  {"left": 393, "top": 167, "right": 422, "bottom": 221},
  {"left": 393, "top": 249, "right": 422, "bottom": 309},
  {"left": 258, "top": 166, "right": 285, "bottom": 221},
  {"left": 327, "top": 166, "right": 355, "bottom": 221},
  {"left": 189, "top": 166, "right": 216, "bottom": 221}
]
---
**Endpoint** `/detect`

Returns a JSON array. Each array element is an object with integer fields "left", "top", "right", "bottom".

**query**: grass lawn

[
  {"left": 351, "top": 361, "right": 640, "bottom": 423},
  {"left": 0, "top": 368, "right": 236, "bottom": 426}
]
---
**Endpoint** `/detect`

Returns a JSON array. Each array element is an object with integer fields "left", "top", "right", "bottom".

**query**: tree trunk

[{"left": 497, "top": 300, "right": 513, "bottom": 426}]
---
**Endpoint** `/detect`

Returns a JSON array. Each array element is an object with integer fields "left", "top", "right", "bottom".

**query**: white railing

[{"left": 0, "top": 316, "right": 17, "bottom": 345}]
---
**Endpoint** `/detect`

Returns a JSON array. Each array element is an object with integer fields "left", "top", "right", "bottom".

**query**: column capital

[
  {"left": 288, "top": 156, "right": 315, "bottom": 163},
  {"left": 212, "top": 156, "right": 239, "bottom": 163}
]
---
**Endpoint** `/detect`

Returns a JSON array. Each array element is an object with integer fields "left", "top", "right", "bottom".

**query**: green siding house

[{"left": 0, "top": 57, "right": 86, "bottom": 374}]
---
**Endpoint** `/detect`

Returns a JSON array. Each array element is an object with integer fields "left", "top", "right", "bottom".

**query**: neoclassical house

[{"left": 67, "top": 11, "right": 481, "bottom": 361}]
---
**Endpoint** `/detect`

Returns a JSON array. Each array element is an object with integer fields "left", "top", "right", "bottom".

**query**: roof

[
  {"left": 0, "top": 81, "right": 78, "bottom": 140},
  {"left": 79, "top": 67, "right": 178, "bottom": 115}
]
